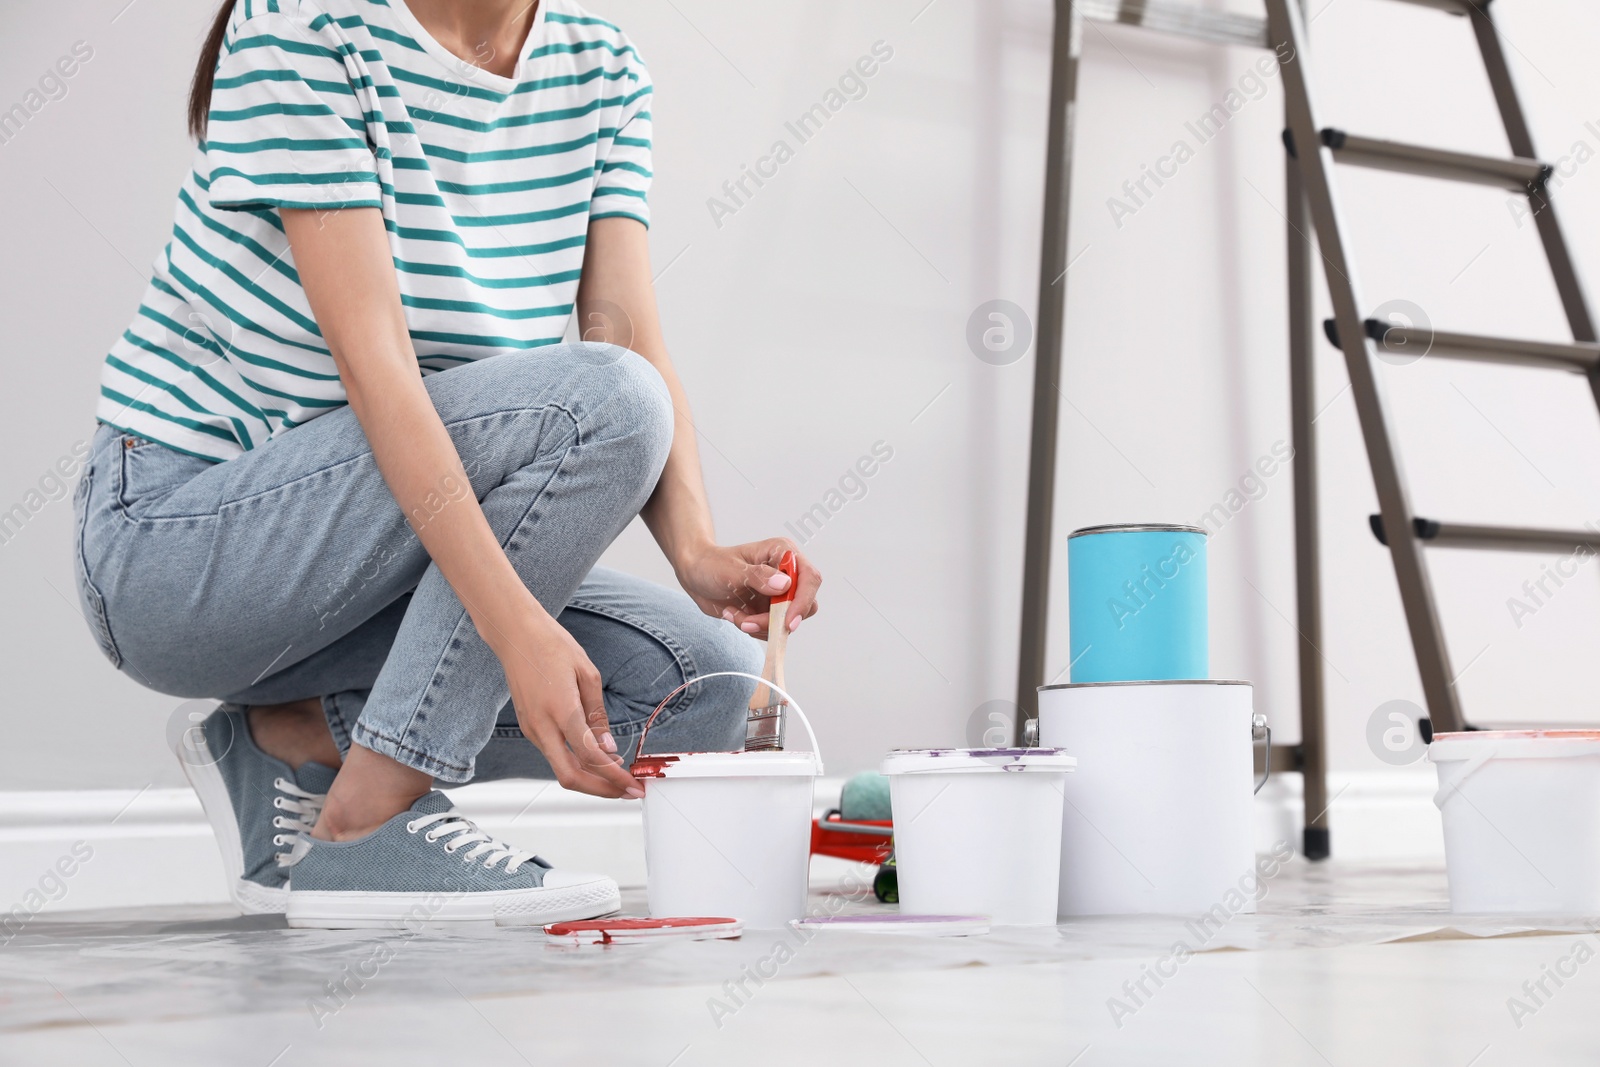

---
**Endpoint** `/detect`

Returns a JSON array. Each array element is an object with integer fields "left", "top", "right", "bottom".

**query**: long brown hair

[{"left": 188, "top": 1, "right": 237, "bottom": 140}]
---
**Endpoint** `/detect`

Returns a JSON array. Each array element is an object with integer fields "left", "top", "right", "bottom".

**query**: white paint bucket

[
  {"left": 1038, "top": 680, "right": 1262, "bottom": 916},
  {"left": 880, "top": 748, "right": 1076, "bottom": 925},
  {"left": 631, "top": 673, "right": 822, "bottom": 930},
  {"left": 1430, "top": 730, "right": 1600, "bottom": 913}
]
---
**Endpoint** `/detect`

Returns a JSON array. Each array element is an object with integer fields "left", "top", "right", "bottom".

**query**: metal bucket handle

[
  {"left": 634, "top": 671, "right": 821, "bottom": 761},
  {"left": 1253, "top": 714, "right": 1272, "bottom": 795}
]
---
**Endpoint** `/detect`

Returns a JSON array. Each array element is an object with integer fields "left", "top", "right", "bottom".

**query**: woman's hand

[
  {"left": 492, "top": 610, "right": 642, "bottom": 799},
  {"left": 677, "top": 538, "right": 822, "bottom": 640}
]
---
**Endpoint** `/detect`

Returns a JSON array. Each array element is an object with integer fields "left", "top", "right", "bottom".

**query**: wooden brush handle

[{"left": 748, "top": 551, "right": 798, "bottom": 710}]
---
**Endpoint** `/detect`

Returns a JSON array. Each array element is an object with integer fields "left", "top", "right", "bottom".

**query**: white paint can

[
  {"left": 1038, "top": 680, "right": 1260, "bottom": 916},
  {"left": 880, "top": 747, "right": 1076, "bottom": 925}
]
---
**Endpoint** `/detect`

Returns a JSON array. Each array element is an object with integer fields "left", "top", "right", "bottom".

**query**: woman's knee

[
  {"left": 691, "top": 623, "right": 765, "bottom": 719},
  {"left": 576, "top": 345, "right": 674, "bottom": 467},
  {"left": 437, "top": 343, "right": 672, "bottom": 457},
  {"left": 696, "top": 620, "right": 764, "bottom": 681},
  {"left": 516, "top": 344, "right": 673, "bottom": 497},
  {"left": 640, "top": 622, "right": 763, "bottom": 755}
]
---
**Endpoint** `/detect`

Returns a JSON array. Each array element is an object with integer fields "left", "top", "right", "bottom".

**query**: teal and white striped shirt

[{"left": 97, "top": 0, "right": 653, "bottom": 461}]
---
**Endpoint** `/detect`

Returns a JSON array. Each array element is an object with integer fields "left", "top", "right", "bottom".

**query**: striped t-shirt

[{"left": 96, "top": 0, "right": 652, "bottom": 461}]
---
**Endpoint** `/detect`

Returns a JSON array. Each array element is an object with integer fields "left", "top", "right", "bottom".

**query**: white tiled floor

[{"left": 4, "top": 861, "right": 1599, "bottom": 1065}]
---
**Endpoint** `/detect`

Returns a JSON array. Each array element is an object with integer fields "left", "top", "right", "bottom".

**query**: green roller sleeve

[{"left": 839, "top": 771, "right": 892, "bottom": 822}]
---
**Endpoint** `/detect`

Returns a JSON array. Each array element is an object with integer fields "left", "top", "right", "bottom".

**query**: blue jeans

[{"left": 73, "top": 345, "right": 762, "bottom": 783}]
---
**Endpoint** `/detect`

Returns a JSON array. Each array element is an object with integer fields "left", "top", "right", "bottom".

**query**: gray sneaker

[
  {"left": 284, "top": 792, "right": 621, "bottom": 929},
  {"left": 174, "top": 704, "right": 337, "bottom": 915}
]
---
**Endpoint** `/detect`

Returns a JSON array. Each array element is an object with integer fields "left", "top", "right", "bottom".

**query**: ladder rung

[
  {"left": 1381, "top": 0, "right": 1476, "bottom": 13},
  {"left": 1323, "top": 318, "right": 1600, "bottom": 373},
  {"left": 1370, "top": 515, "right": 1600, "bottom": 553},
  {"left": 1322, "top": 129, "right": 1548, "bottom": 190},
  {"left": 1079, "top": 0, "right": 1269, "bottom": 48},
  {"left": 1256, "top": 743, "right": 1304, "bottom": 775}
]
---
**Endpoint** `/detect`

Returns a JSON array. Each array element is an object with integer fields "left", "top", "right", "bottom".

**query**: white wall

[{"left": 2, "top": 0, "right": 1598, "bottom": 794}]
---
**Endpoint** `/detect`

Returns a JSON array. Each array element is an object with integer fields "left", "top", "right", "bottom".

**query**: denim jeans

[{"left": 73, "top": 344, "right": 762, "bottom": 783}]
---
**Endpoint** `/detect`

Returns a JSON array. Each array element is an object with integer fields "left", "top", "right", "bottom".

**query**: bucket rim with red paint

[
  {"left": 1428, "top": 728, "right": 1600, "bottom": 912},
  {"left": 631, "top": 749, "right": 822, "bottom": 779}
]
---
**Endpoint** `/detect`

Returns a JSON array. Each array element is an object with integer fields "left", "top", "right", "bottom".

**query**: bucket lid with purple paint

[{"left": 879, "top": 747, "right": 1076, "bottom": 775}]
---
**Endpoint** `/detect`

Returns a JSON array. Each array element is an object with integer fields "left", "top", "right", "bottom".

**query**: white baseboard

[
  {"left": 0, "top": 777, "right": 850, "bottom": 918},
  {"left": 0, "top": 770, "right": 1440, "bottom": 918},
  {"left": 1255, "top": 768, "right": 1444, "bottom": 861}
]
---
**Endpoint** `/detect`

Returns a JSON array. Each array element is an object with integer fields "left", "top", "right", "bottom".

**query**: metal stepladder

[
  {"left": 1015, "top": 1, "right": 1333, "bottom": 860},
  {"left": 1267, "top": 0, "right": 1600, "bottom": 736}
]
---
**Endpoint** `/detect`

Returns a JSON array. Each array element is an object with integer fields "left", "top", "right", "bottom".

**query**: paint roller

[{"left": 811, "top": 771, "right": 897, "bottom": 902}]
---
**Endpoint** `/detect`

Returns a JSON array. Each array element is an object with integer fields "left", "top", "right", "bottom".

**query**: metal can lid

[
  {"left": 1037, "top": 678, "right": 1251, "bottom": 693},
  {"left": 1068, "top": 522, "right": 1209, "bottom": 539}
]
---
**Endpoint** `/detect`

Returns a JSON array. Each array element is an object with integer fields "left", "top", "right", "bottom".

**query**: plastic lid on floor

[
  {"left": 791, "top": 915, "right": 991, "bottom": 936},
  {"left": 879, "top": 747, "right": 1076, "bottom": 775},
  {"left": 1429, "top": 729, "right": 1600, "bottom": 761},
  {"left": 630, "top": 749, "right": 822, "bottom": 779},
  {"left": 544, "top": 917, "right": 743, "bottom": 944}
]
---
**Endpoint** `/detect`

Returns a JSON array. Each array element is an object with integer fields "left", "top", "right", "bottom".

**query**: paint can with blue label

[{"left": 1067, "top": 523, "right": 1207, "bottom": 682}]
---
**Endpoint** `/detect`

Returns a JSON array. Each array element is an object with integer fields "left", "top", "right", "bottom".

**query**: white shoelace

[
  {"left": 271, "top": 778, "right": 327, "bottom": 868},
  {"left": 405, "top": 811, "right": 537, "bottom": 873}
]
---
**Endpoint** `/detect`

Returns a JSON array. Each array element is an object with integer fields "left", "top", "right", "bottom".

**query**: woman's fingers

[
  {"left": 743, "top": 562, "right": 790, "bottom": 596},
  {"left": 748, "top": 539, "right": 820, "bottom": 625},
  {"left": 557, "top": 696, "right": 638, "bottom": 793},
  {"left": 787, "top": 551, "right": 823, "bottom": 623},
  {"left": 700, "top": 539, "right": 824, "bottom": 638},
  {"left": 538, "top": 708, "right": 639, "bottom": 798},
  {"left": 726, "top": 609, "right": 770, "bottom": 638},
  {"left": 528, "top": 715, "right": 627, "bottom": 798},
  {"left": 576, "top": 659, "right": 616, "bottom": 755}
]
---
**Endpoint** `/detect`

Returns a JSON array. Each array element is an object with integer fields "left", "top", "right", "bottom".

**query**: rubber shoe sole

[
  {"left": 174, "top": 714, "right": 289, "bottom": 916},
  {"left": 285, "top": 871, "right": 622, "bottom": 930}
]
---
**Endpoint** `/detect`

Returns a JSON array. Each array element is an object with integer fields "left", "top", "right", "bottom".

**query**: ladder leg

[
  {"left": 1015, "top": 0, "right": 1084, "bottom": 731},
  {"left": 1287, "top": 97, "right": 1330, "bottom": 861},
  {"left": 1266, "top": 0, "right": 1466, "bottom": 733},
  {"left": 1469, "top": 4, "right": 1600, "bottom": 415},
  {"left": 1468, "top": 4, "right": 1597, "bottom": 345}
]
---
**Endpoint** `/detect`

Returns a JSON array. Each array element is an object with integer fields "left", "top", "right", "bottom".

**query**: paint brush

[{"left": 745, "top": 550, "right": 798, "bottom": 751}]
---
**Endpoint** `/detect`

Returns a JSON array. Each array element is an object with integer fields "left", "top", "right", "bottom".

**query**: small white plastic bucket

[
  {"left": 632, "top": 673, "right": 822, "bottom": 930},
  {"left": 1430, "top": 730, "right": 1600, "bottom": 914},
  {"left": 881, "top": 748, "right": 1076, "bottom": 925}
]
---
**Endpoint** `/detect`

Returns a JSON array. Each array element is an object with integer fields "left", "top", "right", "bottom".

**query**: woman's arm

[
  {"left": 575, "top": 217, "right": 822, "bottom": 637},
  {"left": 281, "top": 206, "right": 640, "bottom": 798}
]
